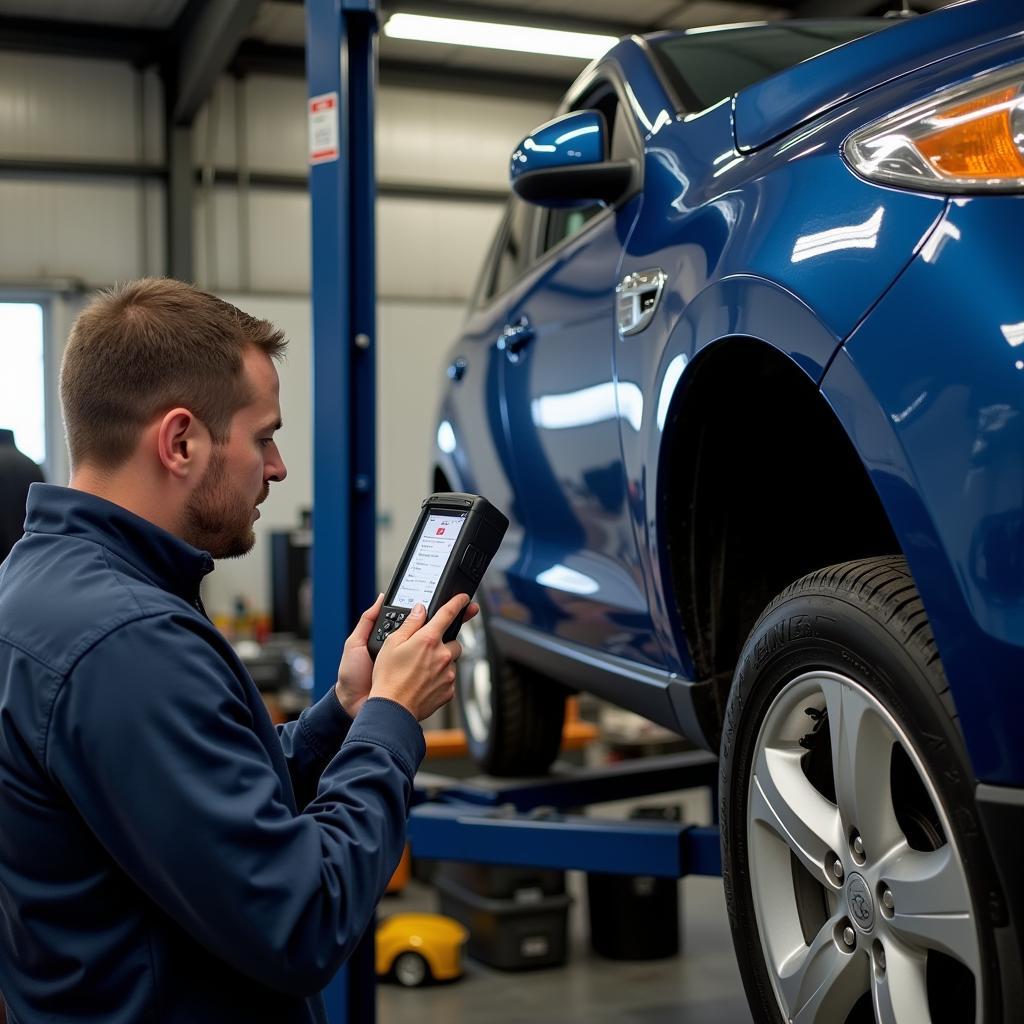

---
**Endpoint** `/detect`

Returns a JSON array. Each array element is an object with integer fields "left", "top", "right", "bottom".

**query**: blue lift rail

[{"left": 408, "top": 751, "right": 723, "bottom": 879}]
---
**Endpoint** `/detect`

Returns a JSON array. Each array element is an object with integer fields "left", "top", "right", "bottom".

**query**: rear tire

[
  {"left": 720, "top": 556, "right": 1004, "bottom": 1024},
  {"left": 455, "top": 603, "right": 566, "bottom": 777}
]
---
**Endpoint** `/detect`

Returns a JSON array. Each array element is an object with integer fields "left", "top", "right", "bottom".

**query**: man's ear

[{"left": 156, "top": 408, "right": 209, "bottom": 479}]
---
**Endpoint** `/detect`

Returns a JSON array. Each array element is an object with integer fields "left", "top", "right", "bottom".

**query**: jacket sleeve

[
  {"left": 277, "top": 690, "right": 355, "bottom": 809},
  {"left": 45, "top": 612, "right": 425, "bottom": 996}
]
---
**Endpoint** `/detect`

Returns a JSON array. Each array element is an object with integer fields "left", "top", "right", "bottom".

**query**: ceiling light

[{"left": 383, "top": 13, "right": 616, "bottom": 60}]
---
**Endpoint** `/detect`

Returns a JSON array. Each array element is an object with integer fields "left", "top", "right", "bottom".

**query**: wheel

[
  {"left": 720, "top": 556, "right": 1004, "bottom": 1024},
  {"left": 455, "top": 604, "right": 566, "bottom": 777},
  {"left": 392, "top": 951, "right": 430, "bottom": 988}
]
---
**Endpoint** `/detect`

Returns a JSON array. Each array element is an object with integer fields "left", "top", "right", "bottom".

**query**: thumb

[
  {"left": 394, "top": 602, "right": 427, "bottom": 639},
  {"left": 348, "top": 593, "right": 384, "bottom": 648}
]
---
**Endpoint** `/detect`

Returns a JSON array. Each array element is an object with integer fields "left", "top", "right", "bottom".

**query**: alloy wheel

[{"left": 747, "top": 670, "right": 980, "bottom": 1024}]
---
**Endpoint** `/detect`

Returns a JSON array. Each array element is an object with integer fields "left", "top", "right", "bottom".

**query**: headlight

[{"left": 844, "top": 62, "right": 1024, "bottom": 193}]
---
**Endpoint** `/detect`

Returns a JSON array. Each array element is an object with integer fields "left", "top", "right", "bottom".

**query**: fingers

[
  {"left": 393, "top": 602, "right": 427, "bottom": 639},
  {"left": 348, "top": 593, "right": 384, "bottom": 647},
  {"left": 463, "top": 602, "right": 481, "bottom": 624},
  {"left": 442, "top": 640, "right": 463, "bottom": 666},
  {"left": 422, "top": 593, "right": 471, "bottom": 642}
]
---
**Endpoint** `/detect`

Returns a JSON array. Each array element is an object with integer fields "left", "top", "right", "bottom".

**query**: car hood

[{"left": 734, "top": 0, "right": 1024, "bottom": 152}]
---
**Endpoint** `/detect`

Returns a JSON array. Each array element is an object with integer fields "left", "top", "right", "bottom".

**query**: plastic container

[
  {"left": 435, "top": 872, "right": 571, "bottom": 970},
  {"left": 435, "top": 861, "right": 565, "bottom": 901},
  {"left": 586, "top": 869, "right": 680, "bottom": 960},
  {"left": 586, "top": 805, "right": 683, "bottom": 960}
]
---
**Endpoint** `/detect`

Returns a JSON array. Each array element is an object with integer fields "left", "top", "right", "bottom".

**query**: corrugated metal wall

[
  {"left": 0, "top": 49, "right": 557, "bottom": 613},
  {"left": 0, "top": 52, "right": 553, "bottom": 298}
]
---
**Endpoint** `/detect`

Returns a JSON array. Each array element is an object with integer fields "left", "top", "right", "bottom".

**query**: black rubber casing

[{"left": 367, "top": 492, "right": 508, "bottom": 659}]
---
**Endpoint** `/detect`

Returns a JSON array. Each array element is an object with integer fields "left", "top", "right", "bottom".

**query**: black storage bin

[
  {"left": 586, "top": 871, "right": 680, "bottom": 960},
  {"left": 436, "top": 872, "right": 571, "bottom": 971},
  {"left": 435, "top": 861, "right": 565, "bottom": 901},
  {"left": 586, "top": 805, "right": 682, "bottom": 960}
]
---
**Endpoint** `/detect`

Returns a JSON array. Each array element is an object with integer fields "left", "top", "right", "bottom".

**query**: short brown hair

[{"left": 60, "top": 278, "right": 287, "bottom": 470}]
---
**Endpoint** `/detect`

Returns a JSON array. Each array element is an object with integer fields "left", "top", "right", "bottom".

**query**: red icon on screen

[{"left": 436, "top": 527, "right": 446, "bottom": 535}]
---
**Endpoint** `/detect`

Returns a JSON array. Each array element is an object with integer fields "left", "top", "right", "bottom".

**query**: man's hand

[
  {"left": 370, "top": 594, "right": 478, "bottom": 721},
  {"left": 334, "top": 593, "right": 385, "bottom": 718},
  {"left": 335, "top": 593, "right": 479, "bottom": 719}
]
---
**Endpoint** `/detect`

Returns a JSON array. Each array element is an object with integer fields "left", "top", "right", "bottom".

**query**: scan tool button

[
  {"left": 460, "top": 544, "right": 484, "bottom": 579},
  {"left": 382, "top": 621, "right": 393, "bottom": 632}
]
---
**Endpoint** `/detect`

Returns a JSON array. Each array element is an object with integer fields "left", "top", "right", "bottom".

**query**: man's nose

[{"left": 267, "top": 454, "right": 287, "bottom": 483}]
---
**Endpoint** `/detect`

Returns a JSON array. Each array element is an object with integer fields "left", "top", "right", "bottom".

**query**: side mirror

[{"left": 509, "top": 110, "right": 634, "bottom": 209}]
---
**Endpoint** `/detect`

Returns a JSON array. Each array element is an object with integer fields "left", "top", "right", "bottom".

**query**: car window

[
  {"left": 487, "top": 198, "right": 534, "bottom": 302},
  {"left": 543, "top": 207, "right": 603, "bottom": 253},
  {"left": 540, "top": 92, "right": 638, "bottom": 255},
  {"left": 651, "top": 21, "right": 887, "bottom": 112}
]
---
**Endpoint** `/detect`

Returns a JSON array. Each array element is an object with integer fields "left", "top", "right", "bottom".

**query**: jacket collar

[{"left": 24, "top": 484, "right": 215, "bottom": 600}]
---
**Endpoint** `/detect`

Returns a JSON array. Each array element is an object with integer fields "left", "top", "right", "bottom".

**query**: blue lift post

[
  {"left": 304, "top": 0, "right": 724, "bottom": 1014},
  {"left": 306, "top": 0, "right": 379, "bottom": 1021}
]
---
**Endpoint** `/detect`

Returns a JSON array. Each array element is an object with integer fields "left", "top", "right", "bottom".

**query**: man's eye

[{"left": 259, "top": 438, "right": 274, "bottom": 448}]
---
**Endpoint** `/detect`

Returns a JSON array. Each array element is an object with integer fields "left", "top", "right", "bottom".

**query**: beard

[{"left": 183, "top": 447, "right": 266, "bottom": 559}]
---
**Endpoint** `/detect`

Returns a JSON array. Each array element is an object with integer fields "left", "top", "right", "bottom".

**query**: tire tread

[{"left": 755, "top": 555, "right": 961, "bottom": 746}]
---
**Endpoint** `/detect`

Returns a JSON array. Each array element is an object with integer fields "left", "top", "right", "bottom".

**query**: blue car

[{"left": 433, "top": 3, "right": 1023, "bottom": 1021}]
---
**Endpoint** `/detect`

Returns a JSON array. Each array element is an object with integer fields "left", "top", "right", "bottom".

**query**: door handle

[
  {"left": 616, "top": 269, "right": 667, "bottom": 336},
  {"left": 498, "top": 318, "right": 535, "bottom": 362}
]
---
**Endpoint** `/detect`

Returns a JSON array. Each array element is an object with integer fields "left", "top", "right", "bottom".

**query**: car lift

[
  {"left": 305, "top": 3, "right": 723, "bottom": 1020},
  {"left": 408, "top": 750, "right": 722, "bottom": 877}
]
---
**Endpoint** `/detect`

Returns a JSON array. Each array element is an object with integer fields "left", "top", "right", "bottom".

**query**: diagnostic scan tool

[{"left": 367, "top": 492, "right": 508, "bottom": 659}]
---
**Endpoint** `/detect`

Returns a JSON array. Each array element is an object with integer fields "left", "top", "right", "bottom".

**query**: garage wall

[
  {"left": 190, "top": 72, "right": 548, "bottom": 299},
  {"left": 0, "top": 54, "right": 553, "bottom": 298},
  {"left": 199, "top": 294, "right": 467, "bottom": 620},
  {"left": 0, "top": 49, "right": 554, "bottom": 619}
]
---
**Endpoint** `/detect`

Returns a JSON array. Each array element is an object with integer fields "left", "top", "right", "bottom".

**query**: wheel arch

[{"left": 656, "top": 336, "right": 901, "bottom": 746}]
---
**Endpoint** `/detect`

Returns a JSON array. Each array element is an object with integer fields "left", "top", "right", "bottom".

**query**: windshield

[{"left": 650, "top": 21, "right": 889, "bottom": 112}]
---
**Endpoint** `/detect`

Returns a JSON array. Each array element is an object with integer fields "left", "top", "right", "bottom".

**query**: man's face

[{"left": 183, "top": 347, "right": 287, "bottom": 558}]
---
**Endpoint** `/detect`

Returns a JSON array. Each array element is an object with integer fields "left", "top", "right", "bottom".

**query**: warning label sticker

[{"left": 308, "top": 92, "right": 339, "bottom": 164}]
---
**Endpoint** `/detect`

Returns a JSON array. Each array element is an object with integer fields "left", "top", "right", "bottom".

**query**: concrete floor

[{"left": 377, "top": 873, "right": 754, "bottom": 1024}]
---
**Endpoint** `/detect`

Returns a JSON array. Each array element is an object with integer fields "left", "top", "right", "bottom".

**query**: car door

[
  {"left": 497, "top": 77, "right": 664, "bottom": 665},
  {"left": 441, "top": 198, "right": 542, "bottom": 623}
]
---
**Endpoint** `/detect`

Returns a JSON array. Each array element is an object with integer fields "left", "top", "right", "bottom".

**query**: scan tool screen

[{"left": 393, "top": 513, "right": 467, "bottom": 609}]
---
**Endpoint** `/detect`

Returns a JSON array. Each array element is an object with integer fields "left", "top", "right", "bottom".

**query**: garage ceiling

[
  {"left": 0, "top": 0, "right": 961, "bottom": 98},
  {"left": 0, "top": 0, "right": 190, "bottom": 28}
]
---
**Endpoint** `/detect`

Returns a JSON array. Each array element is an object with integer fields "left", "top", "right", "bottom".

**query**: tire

[
  {"left": 455, "top": 602, "right": 566, "bottom": 777},
  {"left": 720, "top": 556, "right": 1005, "bottom": 1024},
  {"left": 392, "top": 951, "right": 430, "bottom": 988}
]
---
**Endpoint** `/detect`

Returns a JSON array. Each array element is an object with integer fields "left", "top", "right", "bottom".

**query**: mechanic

[
  {"left": 0, "top": 277, "right": 476, "bottom": 1023},
  {"left": 0, "top": 427, "right": 44, "bottom": 563}
]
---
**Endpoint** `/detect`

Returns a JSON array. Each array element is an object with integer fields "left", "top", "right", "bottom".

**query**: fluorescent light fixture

[{"left": 384, "top": 13, "right": 616, "bottom": 60}]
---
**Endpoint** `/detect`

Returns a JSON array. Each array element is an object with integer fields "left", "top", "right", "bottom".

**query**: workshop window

[{"left": 0, "top": 303, "right": 46, "bottom": 466}]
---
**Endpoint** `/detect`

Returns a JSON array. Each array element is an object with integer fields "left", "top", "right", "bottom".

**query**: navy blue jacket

[{"left": 0, "top": 485, "right": 425, "bottom": 1022}]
